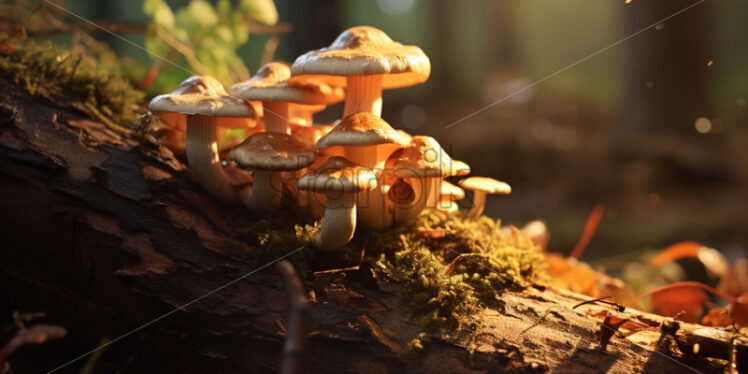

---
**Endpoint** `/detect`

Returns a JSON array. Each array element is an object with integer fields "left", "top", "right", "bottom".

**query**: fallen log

[{"left": 0, "top": 87, "right": 738, "bottom": 374}]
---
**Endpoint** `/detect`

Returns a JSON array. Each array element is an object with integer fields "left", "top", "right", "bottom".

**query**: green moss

[
  {"left": 365, "top": 210, "right": 545, "bottom": 330},
  {"left": 229, "top": 208, "right": 545, "bottom": 330},
  {"left": 229, "top": 209, "right": 320, "bottom": 278},
  {"left": 0, "top": 36, "right": 145, "bottom": 134}
]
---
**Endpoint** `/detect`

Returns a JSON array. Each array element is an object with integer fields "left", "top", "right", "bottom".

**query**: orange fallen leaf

[
  {"left": 652, "top": 241, "right": 702, "bottom": 267},
  {"left": 569, "top": 204, "right": 604, "bottom": 259},
  {"left": 651, "top": 287, "right": 707, "bottom": 323},
  {"left": 730, "top": 292, "right": 748, "bottom": 327},
  {"left": 701, "top": 307, "right": 732, "bottom": 327},
  {"left": 421, "top": 230, "right": 446, "bottom": 239},
  {"left": 545, "top": 254, "right": 601, "bottom": 297},
  {"left": 0, "top": 41, "right": 14, "bottom": 54}
]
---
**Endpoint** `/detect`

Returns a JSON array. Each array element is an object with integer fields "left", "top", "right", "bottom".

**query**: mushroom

[
  {"left": 290, "top": 123, "right": 335, "bottom": 148},
  {"left": 384, "top": 136, "right": 459, "bottom": 225},
  {"left": 289, "top": 123, "right": 336, "bottom": 217},
  {"left": 288, "top": 87, "right": 343, "bottom": 127},
  {"left": 316, "top": 112, "right": 406, "bottom": 169},
  {"left": 316, "top": 112, "right": 407, "bottom": 229},
  {"left": 451, "top": 160, "right": 471, "bottom": 177},
  {"left": 229, "top": 132, "right": 316, "bottom": 211},
  {"left": 150, "top": 76, "right": 260, "bottom": 203},
  {"left": 458, "top": 177, "right": 512, "bottom": 220},
  {"left": 291, "top": 26, "right": 430, "bottom": 117},
  {"left": 231, "top": 62, "right": 343, "bottom": 134},
  {"left": 436, "top": 181, "right": 464, "bottom": 212},
  {"left": 298, "top": 156, "right": 377, "bottom": 250}
]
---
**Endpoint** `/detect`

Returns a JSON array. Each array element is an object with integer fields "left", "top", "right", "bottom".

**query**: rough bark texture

[{"left": 0, "top": 89, "right": 736, "bottom": 373}]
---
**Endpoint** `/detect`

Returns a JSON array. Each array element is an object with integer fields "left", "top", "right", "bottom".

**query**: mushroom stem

[
  {"left": 264, "top": 101, "right": 291, "bottom": 134},
  {"left": 422, "top": 177, "right": 439, "bottom": 210},
  {"left": 185, "top": 114, "right": 238, "bottom": 203},
  {"left": 248, "top": 170, "right": 283, "bottom": 210},
  {"left": 343, "top": 75, "right": 383, "bottom": 117},
  {"left": 316, "top": 191, "right": 357, "bottom": 250},
  {"left": 468, "top": 191, "right": 487, "bottom": 220},
  {"left": 237, "top": 184, "right": 253, "bottom": 209},
  {"left": 294, "top": 109, "right": 314, "bottom": 127}
]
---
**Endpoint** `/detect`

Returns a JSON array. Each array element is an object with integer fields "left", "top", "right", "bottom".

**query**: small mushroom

[
  {"left": 291, "top": 26, "right": 430, "bottom": 117},
  {"left": 298, "top": 156, "right": 377, "bottom": 250},
  {"left": 290, "top": 123, "right": 336, "bottom": 217},
  {"left": 230, "top": 132, "right": 316, "bottom": 210},
  {"left": 458, "top": 177, "right": 511, "bottom": 220},
  {"left": 290, "top": 123, "right": 335, "bottom": 148},
  {"left": 316, "top": 112, "right": 406, "bottom": 169},
  {"left": 149, "top": 76, "right": 259, "bottom": 203},
  {"left": 231, "top": 62, "right": 343, "bottom": 134},
  {"left": 384, "top": 136, "right": 460, "bottom": 225},
  {"left": 316, "top": 112, "right": 407, "bottom": 229},
  {"left": 451, "top": 160, "right": 471, "bottom": 177},
  {"left": 436, "top": 181, "right": 464, "bottom": 212}
]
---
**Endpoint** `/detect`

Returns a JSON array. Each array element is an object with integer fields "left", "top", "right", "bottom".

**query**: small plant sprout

[
  {"left": 149, "top": 76, "right": 260, "bottom": 203},
  {"left": 316, "top": 112, "right": 407, "bottom": 229},
  {"left": 230, "top": 132, "right": 316, "bottom": 211},
  {"left": 298, "top": 156, "right": 377, "bottom": 250},
  {"left": 230, "top": 62, "right": 344, "bottom": 134},
  {"left": 459, "top": 177, "right": 512, "bottom": 220},
  {"left": 291, "top": 26, "right": 431, "bottom": 117}
]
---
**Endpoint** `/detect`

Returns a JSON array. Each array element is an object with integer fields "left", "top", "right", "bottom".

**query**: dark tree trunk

[
  {"left": 484, "top": 0, "right": 517, "bottom": 69},
  {"left": 0, "top": 88, "right": 734, "bottom": 373},
  {"left": 619, "top": 0, "right": 711, "bottom": 137}
]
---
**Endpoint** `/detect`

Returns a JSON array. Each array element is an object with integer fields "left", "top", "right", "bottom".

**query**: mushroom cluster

[{"left": 149, "top": 26, "right": 513, "bottom": 250}]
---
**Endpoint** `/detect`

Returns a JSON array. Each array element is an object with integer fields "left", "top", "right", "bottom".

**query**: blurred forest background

[{"left": 26, "top": 0, "right": 748, "bottom": 266}]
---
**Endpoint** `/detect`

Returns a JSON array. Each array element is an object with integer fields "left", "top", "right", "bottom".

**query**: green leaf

[
  {"left": 240, "top": 0, "right": 279, "bottom": 25},
  {"left": 174, "top": 0, "right": 218, "bottom": 38},
  {"left": 143, "top": 0, "right": 175, "bottom": 30},
  {"left": 144, "top": 32, "right": 170, "bottom": 59}
]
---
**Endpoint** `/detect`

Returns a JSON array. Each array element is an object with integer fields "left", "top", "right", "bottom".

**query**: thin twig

[
  {"left": 246, "top": 19, "right": 293, "bottom": 35},
  {"left": 572, "top": 296, "right": 626, "bottom": 312},
  {"left": 153, "top": 26, "right": 209, "bottom": 76},
  {"left": 260, "top": 35, "right": 280, "bottom": 66},
  {"left": 276, "top": 261, "right": 309, "bottom": 374}
]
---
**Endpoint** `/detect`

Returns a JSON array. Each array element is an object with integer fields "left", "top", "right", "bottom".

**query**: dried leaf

[
  {"left": 421, "top": 230, "right": 446, "bottom": 239},
  {"left": 569, "top": 204, "right": 604, "bottom": 259},
  {"left": 600, "top": 314, "right": 628, "bottom": 349},
  {"left": 545, "top": 254, "right": 601, "bottom": 297},
  {"left": 652, "top": 241, "right": 702, "bottom": 267},
  {"left": 729, "top": 292, "right": 748, "bottom": 327},
  {"left": 0, "top": 41, "right": 14, "bottom": 54},
  {"left": 701, "top": 307, "right": 732, "bottom": 327},
  {"left": 651, "top": 287, "right": 707, "bottom": 323}
]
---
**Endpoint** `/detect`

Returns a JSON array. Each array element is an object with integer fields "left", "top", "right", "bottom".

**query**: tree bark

[{"left": 0, "top": 89, "right": 736, "bottom": 373}]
